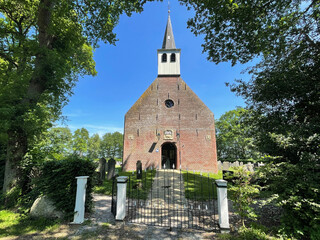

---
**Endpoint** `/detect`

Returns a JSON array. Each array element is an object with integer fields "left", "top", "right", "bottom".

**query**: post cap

[
  {"left": 215, "top": 179, "right": 228, "bottom": 188},
  {"left": 75, "top": 176, "right": 89, "bottom": 179},
  {"left": 117, "top": 176, "right": 128, "bottom": 183}
]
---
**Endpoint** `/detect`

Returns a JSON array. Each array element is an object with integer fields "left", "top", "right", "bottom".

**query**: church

[{"left": 122, "top": 13, "right": 218, "bottom": 173}]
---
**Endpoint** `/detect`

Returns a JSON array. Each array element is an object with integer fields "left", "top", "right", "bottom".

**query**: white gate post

[
  {"left": 115, "top": 176, "right": 128, "bottom": 220},
  {"left": 72, "top": 176, "right": 89, "bottom": 224},
  {"left": 215, "top": 179, "right": 230, "bottom": 232}
]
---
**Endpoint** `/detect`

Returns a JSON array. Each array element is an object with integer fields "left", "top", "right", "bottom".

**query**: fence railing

[{"left": 124, "top": 168, "right": 218, "bottom": 231}]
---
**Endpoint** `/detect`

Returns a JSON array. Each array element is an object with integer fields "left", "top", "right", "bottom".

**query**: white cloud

[{"left": 67, "top": 124, "right": 123, "bottom": 136}]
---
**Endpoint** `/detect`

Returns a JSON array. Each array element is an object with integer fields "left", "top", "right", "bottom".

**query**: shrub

[
  {"left": 36, "top": 156, "right": 96, "bottom": 219},
  {"left": 227, "top": 166, "right": 260, "bottom": 227}
]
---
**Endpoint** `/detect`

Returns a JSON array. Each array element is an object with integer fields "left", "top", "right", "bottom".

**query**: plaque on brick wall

[
  {"left": 128, "top": 134, "right": 134, "bottom": 140},
  {"left": 163, "top": 130, "right": 173, "bottom": 140},
  {"left": 206, "top": 135, "right": 211, "bottom": 140}
]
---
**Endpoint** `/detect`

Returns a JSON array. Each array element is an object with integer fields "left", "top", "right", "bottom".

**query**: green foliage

[
  {"left": 0, "top": 210, "right": 60, "bottom": 238},
  {"left": 100, "top": 132, "right": 123, "bottom": 159},
  {"left": 180, "top": 0, "right": 318, "bottom": 66},
  {"left": 88, "top": 133, "right": 101, "bottom": 160},
  {"left": 181, "top": 0, "right": 320, "bottom": 238},
  {"left": 93, "top": 168, "right": 156, "bottom": 200},
  {"left": 217, "top": 226, "right": 278, "bottom": 240},
  {"left": 259, "top": 161, "right": 320, "bottom": 239},
  {"left": 0, "top": 0, "right": 153, "bottom": 193},
  {"left": 72, "top": 128, "right": 89, "bottom": 157},
  {"left": 36, "top": 156, "right": 96, "bottom": 219},
  {"left": 227, "top": 167, "right": 260, "bottom": 227},
  {"left": 215, "top": 107, "right": 262, "bottom": 161}
]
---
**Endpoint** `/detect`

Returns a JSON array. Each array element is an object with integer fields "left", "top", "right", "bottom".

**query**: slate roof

[{"left": 162, "top": 14, "right": 176, "bottom": 49}]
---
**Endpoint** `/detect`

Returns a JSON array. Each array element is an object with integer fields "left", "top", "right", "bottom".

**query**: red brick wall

[{"left": 123, "top": 76, "right": 218, "bottom": 173}]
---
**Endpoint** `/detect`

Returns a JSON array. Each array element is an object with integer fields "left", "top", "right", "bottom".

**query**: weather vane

[{"left": 168, "top": 1, "right": 170, "bottom": 14}]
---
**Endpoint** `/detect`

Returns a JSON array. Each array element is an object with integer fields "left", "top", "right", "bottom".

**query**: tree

[
  {"left": 0, "top": 0, "right": 152, "bottom": 194},
  {"left": 72, "top": 128, "right": 89, "bottom": 157},
  {"left": 100, "top": 132, "right": 123, "bottom": 159},
  {"left": 46, "top": 127, "right": 72, "bottom": 160},
  {"left": 180, "top": 0, "right": 320, "bottom": 238},
  {"left": 88, "top": 133, "right": 101, "bottom": 160},
  {"left": 215, "top": 107, "right": 261, "bottom": 161}
]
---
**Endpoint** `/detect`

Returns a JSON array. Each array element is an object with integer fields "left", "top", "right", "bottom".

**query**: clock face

[{"left": 165, "top": 99, "right": 174, "bottom": 108}]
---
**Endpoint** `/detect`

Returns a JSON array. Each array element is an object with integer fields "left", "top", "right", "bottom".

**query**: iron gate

[
  {"left": 125, "top": 168, "right": 218, "bottom": 231},
  {"left": 111, "top": 176, "right": 117, "bottom": 217}
]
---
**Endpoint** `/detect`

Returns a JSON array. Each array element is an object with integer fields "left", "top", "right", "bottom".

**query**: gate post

[
  {"left": 115, "top": 176, "right": 128, "bottom": 220},
  {"left": 72, "top": 176, "right": 89, "bottom": 224},
  {"left": 215, "top": 179, "right": 230, "bottom": 232}
]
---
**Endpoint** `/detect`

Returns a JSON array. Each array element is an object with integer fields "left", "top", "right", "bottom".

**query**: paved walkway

[{"left": 128, "top": 169, "right": 192, "bottom": 228}]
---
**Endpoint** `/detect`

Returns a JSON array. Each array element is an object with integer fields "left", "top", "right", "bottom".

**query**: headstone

[
  {"left": 217, "top": 161, "right": 223, "bottom": 171},
  {"left": 107, "top": 158, "right": 116, "bottom": 180},
  {"left": 247, "top": 163, "right": 254, "bottom": 172},
  {"left": 136, "top": 160, "right": 142, "bottom": 179},
  {"left": 222, "top": 161, "right": 230, "bottom": 170},
  {"left": 234, "top": 161, "right": 240, "bottom": 168},
  {"left": 98, "top": 158, "right": 107, "bottom": 184},
  {"left": 239, "top": 162, "right": 243, "bottom": 166}
]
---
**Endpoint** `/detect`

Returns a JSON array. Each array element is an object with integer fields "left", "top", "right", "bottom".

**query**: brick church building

[{"left": 122, "top": 13, "right": 218, "bottom": 173}]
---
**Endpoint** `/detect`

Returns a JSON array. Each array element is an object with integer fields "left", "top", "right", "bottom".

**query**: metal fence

[
  {"left": 124, "top": 168, "right": 218, "bottom": 231},
  {"left": 111, "top": 176, "right": 117, "bottom": 217}
]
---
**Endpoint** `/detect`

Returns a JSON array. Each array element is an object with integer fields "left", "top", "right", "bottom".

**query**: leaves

[{"left": 215, "top": 107, "right": 262, "bottom": 161}]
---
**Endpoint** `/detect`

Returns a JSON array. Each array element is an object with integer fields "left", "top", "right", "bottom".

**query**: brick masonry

[{"left": 123, "top": 76, "right": 218, "bottom": 173}]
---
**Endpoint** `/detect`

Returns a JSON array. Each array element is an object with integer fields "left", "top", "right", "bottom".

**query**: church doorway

[{"left": 161, "top": 142, "right": 177, "bottom": 169}]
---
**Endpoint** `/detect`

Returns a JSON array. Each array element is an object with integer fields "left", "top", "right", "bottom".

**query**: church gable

[{"left": 122, "top": 12, "right": 217, "bottom": 173}]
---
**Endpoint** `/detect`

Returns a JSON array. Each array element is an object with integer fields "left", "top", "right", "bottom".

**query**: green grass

[
  {"left": 93, "top": 168, "right": 156, "bottom": 200},
  {"left": 0, "top": 210, "right": 61, "bottom": 238},
  {"left": 216, "top": 226, "right": 280, "bottom": 240},
  {"left": 183, "top": 170, "right": 223, "bottom": 200}
]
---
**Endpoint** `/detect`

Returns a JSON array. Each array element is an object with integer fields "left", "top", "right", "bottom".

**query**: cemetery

[{"left": 0, "top": 1, "right": 318, "bottom": 240}]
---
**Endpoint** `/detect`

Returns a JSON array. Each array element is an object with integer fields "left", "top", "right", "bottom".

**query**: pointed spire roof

[{"left": 162, "top": 12, "right": 176, "bottom": 49}]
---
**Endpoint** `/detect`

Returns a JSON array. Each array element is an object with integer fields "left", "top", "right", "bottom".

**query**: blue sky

[{"left": 60, "top": 1, "right": 253, "bottom": 136}]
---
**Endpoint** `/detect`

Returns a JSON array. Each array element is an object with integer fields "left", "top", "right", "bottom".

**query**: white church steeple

[{"left": 158, "top": 11, "right": 181, "bottom": 76}]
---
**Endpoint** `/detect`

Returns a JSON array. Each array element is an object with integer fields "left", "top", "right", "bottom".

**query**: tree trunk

[
  {"left": 2, "top": 129, "right": 28, "bottom": 194},
  {"left": 2, "top": 0, "right": 54, "bottom": 195}
]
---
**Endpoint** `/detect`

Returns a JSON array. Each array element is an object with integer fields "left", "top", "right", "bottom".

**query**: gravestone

[
  {"left": 234, "top": 161, "right": 240, "bottom": 168},
  {"left": 107, "top": 158, "right": 116, "bottom": 180},
  {"left": 98, "top": 158, "right": 106, "bottom": 184},
  {"left": 222, "top": 161, "right": 230, "bottom": 170},
  {"left": 217, "top": 161, "right": 223, "bottom": 171},
  {"left": 136, "top": 160, "right": 142, "bottom": 179},
  {"left": 247, "top": 163, "right": 254, "bottom": 172}
]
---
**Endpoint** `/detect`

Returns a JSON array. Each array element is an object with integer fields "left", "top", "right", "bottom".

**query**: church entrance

[{"left": 161, "top": 142, "right": 177, "bottom": 169}]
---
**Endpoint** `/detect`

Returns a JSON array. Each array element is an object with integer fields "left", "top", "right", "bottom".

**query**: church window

[
  {"left": 165, "top": 99, "right": 174, "bottom": 108},
  {"left": 170, "top": 53, "right": 176, "bottom": 62},
  {"left": 162, "top": 53, "right": 167, "bottom": 62}
]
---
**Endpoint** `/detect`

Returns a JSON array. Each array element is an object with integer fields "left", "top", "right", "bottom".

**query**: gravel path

[{"left": 72, "top": 193, "right": 217, "bottom": 240}]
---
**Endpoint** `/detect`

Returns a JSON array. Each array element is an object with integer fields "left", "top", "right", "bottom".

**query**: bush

[
  {"left": 227, "top": 167, "right": 260, "bottom": 227},
  {"left": 36, "top": 156, "right": 96, "bottom": 219}
]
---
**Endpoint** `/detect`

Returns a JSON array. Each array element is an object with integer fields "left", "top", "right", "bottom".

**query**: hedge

[{"left": 36, "top": 156, "right": 96, "bottom": 218}]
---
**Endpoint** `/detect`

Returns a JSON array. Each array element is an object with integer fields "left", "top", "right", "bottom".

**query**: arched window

[
  {"left": 170, "top": 53, "right": 176, "bottom": 62},
  {"left": 162, "top": 53, "right": 167, "bottom": 62}
]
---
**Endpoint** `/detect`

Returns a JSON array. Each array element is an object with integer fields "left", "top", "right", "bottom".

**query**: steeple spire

[{"left": 162, "top": 12, "right": 176, "bottom": 49}]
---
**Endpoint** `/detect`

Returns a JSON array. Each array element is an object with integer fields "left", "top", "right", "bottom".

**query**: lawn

[
  {"left": 93, "top": 168, "right": 156, "bottom": 200},
  {"left": 182, "top": 170, "right": 223, "bottom": 200},
  {"left": 0, "top": 210, "right": 60, "bottom": 238}
]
